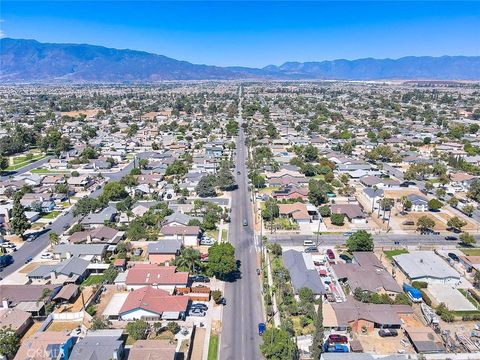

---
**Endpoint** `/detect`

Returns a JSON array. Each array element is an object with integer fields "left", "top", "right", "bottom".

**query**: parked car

[
  {"left": 343, "top": 232, "right": 353, "bottom": 237},
  {"left": 237, "top": 171, "right": 241, "bottom": 175},
  {"left": 216, "top": 297, "right": 227, "bottom": 305},
  {"left": 339, "top": 254, "right": 352, "bottom": 263},
  {"left": 304, "top": 246, "right": 318, "bottom": 254},
  {"left": 191, "top": 275, "right": 210, "bottom": 283},
  {"left": 133, "top": 248, "right": 143, "bottom": 256},
  {"left": 25, "top": 256, "right": 33, "bottom": 263},
  {"left": 243, "top": 218, "right": 248, "bottom": 226},
  {"left": 328, "top": 334, "right": 348, "bottom": 344},
  {"left": 326, "top": 249, "right": 335, "bottom": 260},
  {"left": 445, "top": 236, "right": 458, "bottom": 241},
  {"left": 402, "top": 220, "right": 415, "bottom": 226},
  {"left": 303, "top": 240, "right": 315, "bottom": 247},
  {"left": 189, "top": 308, "right": 206, "bottom": 317},
  {"left": 258, "top": 323, "right": 266, "bottom": 335},
  {"left": 378, "top": 329, "right": 398, "bottom": 337},
  {"left": 63, "top": 224, "right": 70, "bottom": 230},
  {"left": 25, "top": 234, "right": 37, "bottom": 242},
  {"left": 448, "top": 253, "right": 460, "bottom": 262},
  {"left": 41, "top": 253, "right": 53, "bottom": 259},
  {"left": 200, "top": 238, "right": 215, "bottom": 246},
  {"left": 191, "top": 303, "right": 208, "bottom": 311}
]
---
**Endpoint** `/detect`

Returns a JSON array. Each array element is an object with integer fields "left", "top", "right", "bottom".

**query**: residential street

[{"left": 219, "top": 90, "right": 263, "bottom": 360}]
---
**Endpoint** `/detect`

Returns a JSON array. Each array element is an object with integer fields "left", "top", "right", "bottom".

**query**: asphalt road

[
  {"left": 0, "top": 156, "right": 53, "bottom": 182},
  {"left": 266, "top": 232, "right": 480, "bottom": 247},
  {"left": 0, "top": 152, "right": 151, "bottom": 278},
  {"left": 220, "top": 92, "right": 263, "bottom": 360}
]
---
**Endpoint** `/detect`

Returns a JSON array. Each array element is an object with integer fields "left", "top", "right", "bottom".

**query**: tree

[
  {"left": 0, "top": 326, "right": 20, "bottom": 359},
  {"left": 262, "top": 198, "right": 279, "bottom": 225},
  {"left": 428, "top": 198, "right": 443, "bottom": 211},
  {"left": 330, "top": 213, "right": 345, "bottom": 226},
  {"left": 207, "top": 243, "right": 237, "bottom": 280},
  {"left": 49, "top": 232, "right": 59, "bottom": 247},
  {"left": 216, "top": 166, "right": 237, "bottom": 191},
  {"left": 462, "top": 204, "right": 475, "bottom": 217},
  {"left": 100, "top": 181, "right": 128, "bottom": 203},
  {"left": 165, "top": 160, "right": 189, "bottom": 177},
  {"left": 308, "top": 179, "right": 331, "bottom": 206},
  {"left": 347, "top": 230, "right": 374, "bottom": 252},
  {"left": 126, "top": 319, "right": 148, "bottom": 340},
  {"left": 174, "top": 248, "right": 202, "bottom": 273},
  {"left": 318, "top": 205, "right": 331, "bottom": 217},
  {"left": 459, "top": 232, "right": 476, "bottom": 246},
  {"left": 167, "top": 321, "right": 180, "bottom": 334},
  {"left": 90, "top": 317, "right": 111, "bottom": 330},
  {"left": 196, "top": 175, "right": 217, "bottom": 198},
  {"left": 447, "top": 216, "right": 467, "bottom": 232},
  {"left": 417, "top": 215, "right": 435, "bottom": 233},
  {"left": 0, "top": 155, "right": 8, "bottom": 172},
  {"left": 448, "top": 197, "right": 459, "bottom": 208},
  {"left": 73, "top": 197, "right": 101, "bottom": 216},
  {"left": 260, "top": 327, "right": 296, "bottom": 360},
  {"left": 311, "top": 298, "right": 324, "bottom": 359},
  {"left": 212, "top": 289, "right": 223, "bottom": 303},
  {"left": 468, "top": 179, "right": 480, "bottom": 202},
  {"left": 11, "top": 194, "right": 30, "bottom": 238},
  {"left": 103, "top": 266, "right": 118, "bottom": 283}
]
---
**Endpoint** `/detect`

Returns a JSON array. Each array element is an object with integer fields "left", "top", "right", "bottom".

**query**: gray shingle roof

[
  {"left": 283, "top": 250, "right": 326, "bottom": 295},
  {"left": 148, "top": 240, "right": 182, "bottom": 254}
]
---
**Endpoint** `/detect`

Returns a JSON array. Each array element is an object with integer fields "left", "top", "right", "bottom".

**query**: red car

[
  {"left": 328, "top": 334, "right": 348, "bottom": 344},
  {"left": 326, "top": 249, "right": 335, "bottom": 260}
]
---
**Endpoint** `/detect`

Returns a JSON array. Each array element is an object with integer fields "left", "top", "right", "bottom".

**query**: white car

[
  {"left": 200, "top": 238, "right": 215, "bottom": 246},
  {"left": 41, "top": 253, "right": 53, "bottom": 259}
]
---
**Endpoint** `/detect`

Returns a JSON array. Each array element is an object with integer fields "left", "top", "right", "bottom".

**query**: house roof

[
  {"left": 363, "top": 187, "right": 384, "bottom": 198},
  {"left": 160, "top": 225, "right": 200, "bottom": 236},
  {"left": 164, "top": 212, "right": 194, "bottom": 226},
  {"left": 14, "top": 331, "right": 72, "bottom": 360},
  {"left": 68, "top": 226, "right": 121, "bottom": 244},
  {"left": 128, "top": 339, "right": 177, "bottom": 360},
  {"left": 125, "top": 265, "right": 188, "bottom": 285},
  {"left": 69, "top": 331, "right": 124, "bottom": 360},
  {"left": 332, "top": 297, "right": 413, "bottom": 327},
  {"left": 53, "top": 244, "right": 107, "bottom": 258},
  {"left": 393, "top": 251, "right": 460, "bottom": 280},
  {"left": 278, "top": 202, "right": 310, "bottom": 220},
  {"left": 283, "top": 250, "right": 326, "bottom": 295},
  {"left": 80, "top": 206, "right": 117, "bottom": 225},
  {"left": 28, "top": 257, "right": 90, "bottom": 279},
  {"left": 148, "top": 240, "right": 182, "bottom": 254},
  {"left": 119, "top": 286, "right": 189, "bottom": 315},
  {"left": 53, "top": 284, "right": 79, "bottom": 301},
  {"left": 331, "top": 204, "right": 365, "bottom": 219},
  {"left": 0, "top": 285, "right": 59, "bottom": 306},
  {"left": 406, "top": 194, "right": 428, "bottom": 205},
  {"left": 0, "top": 308, "right": 31, "bottom": 331},
  {"left": 450, "top": 172, "right": 475, "bottom": 182}
]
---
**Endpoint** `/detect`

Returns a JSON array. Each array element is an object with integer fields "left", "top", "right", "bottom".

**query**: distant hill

[{"left": 1, "top": 38, "right": 480, "bottom": 82}]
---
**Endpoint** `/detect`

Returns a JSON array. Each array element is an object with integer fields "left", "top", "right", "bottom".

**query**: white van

[{"left": 303, "top": 240, "right": 315, "bottom": 247}]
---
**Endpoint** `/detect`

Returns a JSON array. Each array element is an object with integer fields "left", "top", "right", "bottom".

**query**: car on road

[
  {"left": 25, "top": 256, "right": 33, "bottom": 263},
  {"left": 343, "top": 232, "right": 353, "bottom": 237},
  {"left": 41, "top": 253, "right": 53, "bottom": 259},
  {"left": 25, "top": 234, "right": 37, "bottom": 242},
  {"left": 445, "top": 236, "right": 458, "bottom": 241},
  {"left": 378, "top": 329, "right": 398, "bottom": 337},
  {"left": 243, "top": 218, "right": 248, "bottom": 226},
  {"left": 402, "top": 220, "right": 415, "bottom": 225},
  {"left": 200, "top": 238, "right": 215, "bottom": 246},
  {"left": 216, "top": 297, "right": 227, "bottom": 305},
  {"left": 191, "top": 275, "right": 210, "bottom": 283},
  {"left": 258, "top": 323, "right": 266, "bottom": 335},
  {"left": 189, "top": 308, "right": 206, "bottom": 317},
  {"left": 237, "top": 171, "right": 241, "bottom": 175},
  {"left": 326, "top": 249, "right": 335, "bottom": 260},
  {"left": 304, "top": 246, "right": 318, "bottom": 253},
  {"left": 191, "top": 303, "right": 208, "bottom": 311},
  {"left": 63, "top": 224, "right": 70, "bottom": 230},
  {"left": 339, "top": 254, "right": 352, "bottom": 263},
  {"left": 303, "top": 240, "right": 315, "bottom": 247},
  {"left": 448, "top": 253, "right": 460, "bottom": 262}
]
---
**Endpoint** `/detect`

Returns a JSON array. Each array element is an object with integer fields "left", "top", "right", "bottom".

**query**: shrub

[
  {"left": 319, "top": 205, "right": 331, "bottom": 217},
  {"left": 412, "top": 281, "right": 428, "bottom": 289},
  {"left": 212, "top": 290, "right": 223, "bottom": 303},
  {"left": 420, "top": 290, "right": 432, "bottom": 306},
  {"left": 330, "top": 213, "right": 345, "bottom": 226},
  {"left": 167, "top": 321, "right": 180, "bottom": 334},
  {"left": 86, "top": 305, "right": 96, "bottom": 316}
]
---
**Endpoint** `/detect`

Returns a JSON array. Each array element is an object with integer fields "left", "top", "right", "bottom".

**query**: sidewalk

[{"left": 264, "top": 247, "right": 281, "bottom": 327}]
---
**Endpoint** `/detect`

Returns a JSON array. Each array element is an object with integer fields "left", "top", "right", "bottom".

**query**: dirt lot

[
  {"left": 21, "top": 322, "right": 42, "bottom": 342},
  {"left": 61, "top": 109, "right": 99, "bottom": 117},
  {"left": 355, "top": 332, "right": 415, "bottom": 354},
  {"left": 95, "top": 285, "right": 116, "bottom": 316},
  {"left": 46, "top": 321, "right": 82, "bottom": 332},
  {"left": 398, "top": 212, "right": 448, "bottom": 230},
  {"left": 56, "top": 287, "right": 95, "bottom": 313}
]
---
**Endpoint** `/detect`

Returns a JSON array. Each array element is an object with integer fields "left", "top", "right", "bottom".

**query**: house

[
  {"left": 393, "top": 251, "right": 461, "bottom": 284},
  {"left": 163, "top": 212, "right": 197, "bottom": 227},
  {"left": 360, "top": 176, "right": 399, "bottom": 188},
  {"left": 331, "top": 297, "right": 413, "bottom": 333},
  {"left": 0, "top": 284, "right": 59, "bottom": 316},
  {"left": 53, "top": 283, "right": 80, "bottom": 304},
  {"left": 272, "top": 186, "right": 308, "bottom": 201},
  {"left": 406, "top": 194, "right": 428, "bottom": 212},
  {"left": 160, "top": 225, "right": 200, "bottom": 247},
  {"left": 148, "top": 240, "right": 182, "bottom": 265},
  {"left": 67, "top": 226, "right": 123, "bottom": 245},
  {"left": 0, "top": 308, "right": 33, "bottom": 336},
  {"left": 80, "top": 206, "right": 117, "bottom": 228},
  {"left": 70, "top": 329, "right": 125, "bottom": 360},
  {"left": 278, "top": 202, "right": 311, "bottom": 223},
  {"left": 332, "top": 252, "right": 402, "bottom": 296},
  {"left": 283, "top": 250, "right": 326, "bottom": 296},
  {"left": 122, "top": 264, "right": 189, "bottom": 293},
  {"left": 27, "top": 257, "right": 90, "bottom": 284},
  {"left": 14, "top": 331, "right": 75, "bottom": 360},
  {"left": 67, "top": 175, "right": 92, "bottom": 190},
  {"left": 404, "top": 327, "right": 445, "bottom": 353},
  {"left": 331, "top": 204, "right": 366, "bottom": 224},
  {"left": 119, "top": 286, "right": 189, "bottom": 320},
  {"left": 53, "top": 243, "right": 108, "bottom": 261},
  {"left": 362, "top": 188, "right": 384, "bottom": 211},
  {"left": 450, "top": 172, "right": 475, "bottom": 188},
  {"left": 128, "top": 339, "right": 179, "bottom": 360}
]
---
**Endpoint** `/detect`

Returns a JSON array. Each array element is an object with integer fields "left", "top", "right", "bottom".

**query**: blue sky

[{"left": 1, "top": 1, "right": 479, "bottom": 67}]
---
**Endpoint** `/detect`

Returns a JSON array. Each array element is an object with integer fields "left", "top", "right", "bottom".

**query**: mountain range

[{"left": 1, "top": 38, "right": 480, "bottom": 82}]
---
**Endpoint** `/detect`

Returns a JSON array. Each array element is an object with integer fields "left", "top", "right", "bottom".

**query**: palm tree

[
  {"left": 175, "top": 247, "right": 202, "bottom": 274},
  {"left": 371, "top": 185, "right": 378, "bottom": 212},
  {"left": 49, "top": 232, "right": 59, "bottom": 248}
]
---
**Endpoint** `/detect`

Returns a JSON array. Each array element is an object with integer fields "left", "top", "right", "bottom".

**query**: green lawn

[
  {"left": 460, "top": 248, "right": 480, "bottom": 256},
  {"left": 384, "top": 249, "right": 409, "bottom": 260},
  {"left": 30, "top": 169, "right": 69, "bottom": 174},
  {"left": 205, "top": 230, "right": 219, "bottom": 241},
  {"left": 6, "top": 154, "right": 46, "bottom": 171},
  {"left": 459, "top": 289, "right": 480, "bottom": 309},
  {"left": 221, "top": 229, "right": 228, "bottom": 242},
  {"left": 81, "top": 274, "right": 105, "bottom": 287},
  {"left": 41, "top": 211, "right": 61, "bottom": 219},
  {"left": 207, "top": 334, "right": 219, "bottom": 360}
]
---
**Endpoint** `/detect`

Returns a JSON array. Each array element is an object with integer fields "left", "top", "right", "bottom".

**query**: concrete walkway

[{"left": 264, "top": 247, "right": 281, "bottom": 327}]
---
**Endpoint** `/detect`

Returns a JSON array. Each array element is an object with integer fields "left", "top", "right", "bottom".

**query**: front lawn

[
  {"left": 384, "top": 249, "right": 409, "bottom": 260},
  {"left": 221, "top": 229, "right": 228, "bottom": 242},
  {"left": 41, "top": 211, "right": 61, "bottom": 219},
  {"left": 460, "top": 248, "right": 480, "bottom": 256}
]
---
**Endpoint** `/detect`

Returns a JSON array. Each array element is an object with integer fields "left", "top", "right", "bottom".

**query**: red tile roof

[
  {"left": 119, "top": 286, "right": 189, "bottom": 315},
  {"left": 125, "top": 265, "right": 188, "bottom": 285}
]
